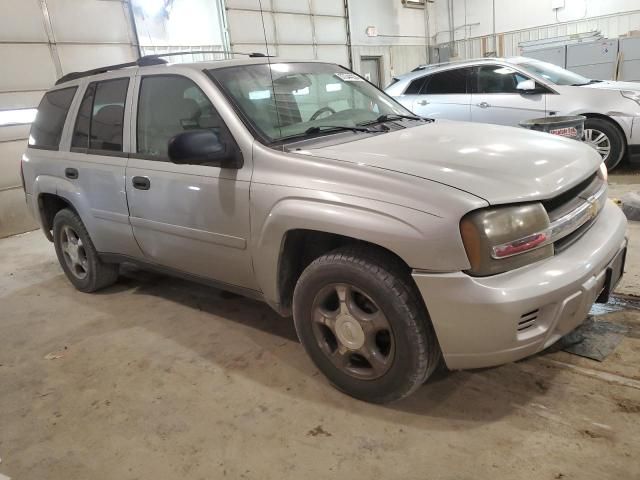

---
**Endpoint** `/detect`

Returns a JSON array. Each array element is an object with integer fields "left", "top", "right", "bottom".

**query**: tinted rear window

[
  {"left": 29, "top": 87, "right": 77, "bottom": 150},
  {"left": 404, "top": 76, "right": 427, "bottom": 94},
  {"left": 423, "top": 68, "right": 472, "bottom": 94}
]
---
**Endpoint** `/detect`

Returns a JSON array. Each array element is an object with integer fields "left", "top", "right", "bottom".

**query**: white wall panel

[
  {"left": 275, "top": 13, "right": 313, "bottom": 44},
  {"left": 313, "top": 0, "right": 345, "bottom": 17},
  {"left": 0, "top": 141, "right": 26, "bottom": 189},
  {"left": 0, "top": 0, "right": 49, "bottom": 42},
  {"left": 56, "top": 44, "right": 137, "bottom": 73},
  {"left": 0, "top": 125, "right": 31, "bottom": 144},
  {"left": 226, "top": 0, "right": 272, "bottom": 10},
  {"left": 273, "top": 0, "right": 310, "bottom": 14},
  {"left": 227, "top": 0, "right": 350, "bottom": 63},
  {"left": 0, "top": 92, "right": 45, "bottom": 111},
  {"left": 0, "top": 45, "right": 58, "bottom": 92},
  {"left": 47, "top": 0, "right": 132, "bottom": 44},
  {"left": 228, "top": 9, "right": 276, "bottom": 44},
  {"left": 316, "top": 45, "right": 349, "bottom": 66},
  {"left": 277, "top": 45, "right": 315, "bottom": 60},
  {"left": 0, "top": 189, "right": 37, "bottom": 238},
  {"left": 315, "top": 16, "right": 347, "bottom": 44}
]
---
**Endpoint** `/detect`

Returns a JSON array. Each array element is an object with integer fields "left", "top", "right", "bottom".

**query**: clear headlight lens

[
  {"left": 621, "top": 90, "right": 640, "bottom": 105},
  {"left": 460, "top": 203, "right": 553, "bottom": 276}
]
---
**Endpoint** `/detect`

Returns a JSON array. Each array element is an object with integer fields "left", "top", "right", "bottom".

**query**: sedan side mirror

[
  {"left": 516, "top": 79, "right": 537, "bottom": 93},
  {"left": 168, "top": 130, "right": 242, "bottom": 168}
]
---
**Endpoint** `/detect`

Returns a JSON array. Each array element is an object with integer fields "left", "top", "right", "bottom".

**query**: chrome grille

[{"left": 544, "top": 171, "right": 606, "bottom": 253}]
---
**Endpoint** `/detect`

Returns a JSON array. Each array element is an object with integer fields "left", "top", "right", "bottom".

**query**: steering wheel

[{"left": 310, "top": 106, "right": 336, "bottom": 121}]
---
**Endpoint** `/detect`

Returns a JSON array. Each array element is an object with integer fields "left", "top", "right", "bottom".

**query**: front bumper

[{"left": 412, "top": 200, "right": 627, "bottom": 370}]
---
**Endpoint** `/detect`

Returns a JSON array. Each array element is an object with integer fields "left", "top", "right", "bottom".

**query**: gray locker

[
  {"left": 523, "top": 46, "right": 566, "bottom": 68},
  {"left": 620, "top": 37, "right": 640, "bottom": 82},
  {"left": 567, "top": 39, "right": 618, "bottom": 80}
]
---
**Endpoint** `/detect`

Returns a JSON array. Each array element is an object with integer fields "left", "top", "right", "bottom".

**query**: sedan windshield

[
  {"left": 514, "top": 58, "right": 591, "bottom": 86},
  {"left": 208, "top": 62, "right": 413, "bottom": 143}
]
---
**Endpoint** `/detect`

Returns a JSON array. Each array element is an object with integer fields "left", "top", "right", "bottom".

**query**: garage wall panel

[
  {"left": 0, "top": 0, "right": 138, "bottom": 238},
  {"left": 0, "top": 45, "right": 58, "bottom": 92},
  {"left": 226, "top": 0, "right": 350, "bottom": 65},
  {"left": 0, "top": 0, "right": 49, "bottom": 42},
  {"left": 47, "top": 0, "right": 133, "bottom": 44}
]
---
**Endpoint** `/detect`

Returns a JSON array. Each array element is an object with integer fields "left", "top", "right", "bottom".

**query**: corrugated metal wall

[
  {"left": 0, "top": 0, "right": 138, "bottom": 238},
  {"left": 225, "top": 0, "right": 350, "bottom": 66},
  {"left": 445, "top": 9, "right": 640, "bottom": 60}
]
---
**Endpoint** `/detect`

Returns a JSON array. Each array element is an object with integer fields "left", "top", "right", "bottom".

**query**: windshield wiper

[
  {"left": 304, "top": 125, "right": 376, "bottom": 135},
  {"left": 360, "top": 114, "right": 429, "bottom": 126}
]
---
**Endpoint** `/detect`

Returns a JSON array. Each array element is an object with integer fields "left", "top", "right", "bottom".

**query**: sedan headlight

[
  {"left": 460, "top": 203, "right": 553, "bottom": 276},
  {"left": 621, "top": 90, "right": 640, "bottom": 106}
]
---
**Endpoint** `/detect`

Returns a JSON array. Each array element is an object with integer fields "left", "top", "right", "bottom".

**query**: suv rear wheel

[
  {"left": 583, "top": 117, "right": 625, "bottom": 170},
  {"left": 53, "top": 209, "right": 119, "bottom": 292},
  {"left": 293, "top": 246, "right": 441, "bottom": 403}
]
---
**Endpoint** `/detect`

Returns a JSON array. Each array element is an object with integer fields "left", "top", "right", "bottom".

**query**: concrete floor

[{"left": 1, "top": 193, "right": 640, "bottom": 479}]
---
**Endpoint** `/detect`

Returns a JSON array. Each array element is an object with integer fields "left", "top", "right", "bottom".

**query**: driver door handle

[
  {"left": 417, "top": 99, "right": 429, "bottom": 106},
  {"left": 477, "top": 102, "right": 490, "bottom": 109},
  {"left": 132, "top": 176, "right": 151, "bottom": 191}
]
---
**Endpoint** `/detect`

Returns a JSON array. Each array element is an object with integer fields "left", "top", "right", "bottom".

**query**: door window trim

[
  {"left": 70, "top": 77, "right": 131, "bottom": 157},
  {"left": 132, "top": 73, "right": 242, "bottom": 164}
]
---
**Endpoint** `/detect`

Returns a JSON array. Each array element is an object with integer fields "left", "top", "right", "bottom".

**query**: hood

[
  {"left": 303, "top": 121, "right": 602, "bottom": 205},
  {"left": 582, "top": 80, "right": 640, "bottom": 92}
]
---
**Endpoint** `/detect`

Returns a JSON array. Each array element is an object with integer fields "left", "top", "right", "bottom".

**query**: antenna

[{"left": 258, "top": 0, "right": 284, "bottom": 142}]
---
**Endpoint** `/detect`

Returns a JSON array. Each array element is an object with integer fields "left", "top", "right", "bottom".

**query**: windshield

[
  {"left": 514, "top": 58, "right": 591, "bottom": 86},
  {"left": 208, "top": 62, "right": 413, "bottom": 142}
]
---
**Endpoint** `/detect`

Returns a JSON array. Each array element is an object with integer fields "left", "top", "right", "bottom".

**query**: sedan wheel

[{"left": 583, "top": 128, "right": 611, "bottom": 162}]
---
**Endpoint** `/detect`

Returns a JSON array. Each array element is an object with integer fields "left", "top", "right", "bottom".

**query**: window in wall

[
  {"left": 422, "top": 68, "right": 472, "bottom": 94},
  {"left": 29, "top": 87, "right": 77, "bottom": 150},
  {"left": 136, "top": 75, "right": 227, "bottom": 159},
  {"left": 71, "top": 78, "right": 129, "bottom": 152},
  {"left": 476, "top": 66, "right": 530, "bottom": 94}
]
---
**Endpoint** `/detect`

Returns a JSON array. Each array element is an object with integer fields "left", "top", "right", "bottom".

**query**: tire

[
  {"left": 53, "top": 209, "right": 119, "bottom": 292},
  {"left": 583, "top": 117, "right": 626, "bottom": 171},
  {"left": 292, "top": 245, "right": 441, "bottom": 403}
]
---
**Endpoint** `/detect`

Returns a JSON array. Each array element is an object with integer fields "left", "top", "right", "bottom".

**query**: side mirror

[
  {"left": 168, "top": 130, "right": 242, "bottom": 168},
  {"left": 516, "top": 79, "right": 537, "bottom": 93}
]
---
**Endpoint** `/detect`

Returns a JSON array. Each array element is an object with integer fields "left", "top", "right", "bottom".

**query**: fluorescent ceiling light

[{"left": 0, "top": 108, "right": 37, "bottom": 126}]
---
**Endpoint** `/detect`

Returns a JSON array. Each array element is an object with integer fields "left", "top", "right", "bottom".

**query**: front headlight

[
  {"left": 621, "top": 90, "right": 640, "bottom": 106},
  {"left": 460, "top": 203, "right": 553, "bottom": 276}
]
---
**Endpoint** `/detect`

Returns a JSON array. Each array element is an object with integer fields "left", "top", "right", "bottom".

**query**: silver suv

[
  {"left": 385, "top": 57, "right": 640, "bottom": 170},
  {"left": 22, "top": 55, "right": 627, "bottom": 403}
]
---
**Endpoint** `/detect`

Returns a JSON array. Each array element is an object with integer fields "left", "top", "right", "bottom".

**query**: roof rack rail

[{"left": 55, "top": 50, "right": 271, "bottom": 85}]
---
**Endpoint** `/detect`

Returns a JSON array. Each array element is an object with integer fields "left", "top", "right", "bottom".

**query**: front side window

[
  {"left": 422, "top": 68, "right": 472, "bottom": 95},
  {"left": 71, "top": 78, "right": 129, "bottom": 152},
  {"left": 137, "top": 75, "right": 225, "bottom": 159},
  {"left": 476, "top": 65, "right": 530, "bottom": 94},
  {"left": 208, "top": 63, "right": 411, "bottom": 143},
  {"left": 29, "top": 87, "right": 77, "bottom": 150},
  {"left": 514, "top": 59, "right": 590, "bottom": 86}
]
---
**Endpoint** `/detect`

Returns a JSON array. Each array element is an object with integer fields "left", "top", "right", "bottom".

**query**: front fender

[{"left": 250, "top": 185, "right": 473, "bottom": 306}]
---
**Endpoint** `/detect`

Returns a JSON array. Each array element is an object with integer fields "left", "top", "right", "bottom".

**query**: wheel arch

[{"left": 581, "top": 112, "right": 628, "bottom": 147}]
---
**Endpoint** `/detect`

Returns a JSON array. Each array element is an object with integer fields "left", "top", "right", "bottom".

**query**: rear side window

[
  {"left": 29, "top": 87, "right": 77, "bottom": 150},
  {"left": 71, "top": 78, "right": 129, "bottom": 152},
  {"left": 423, "top": 68, "right": 472, "bottom": 94},
  {"left": 136, "top": 75, "right": 225, "bottom": 159},
  {"left": 404, "top": 76, "right": 427, "bottom": 94}
]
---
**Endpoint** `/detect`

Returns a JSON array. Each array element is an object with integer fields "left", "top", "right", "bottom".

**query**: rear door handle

[
  {"left": 65, "top": 168, "right": 78, "bottom": 180},
  {"left": 477, "top": 102, "right": 490, "bottom": 109},
  {"left": 132, "top": 176, "right": 151, "bottom": 190},
  {"left": 417, "top": 99, "right": 429, "bottom": 106}
]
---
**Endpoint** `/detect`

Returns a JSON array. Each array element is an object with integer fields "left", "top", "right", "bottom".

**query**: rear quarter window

[{"left": 29, "top": 87, "right": 77, "bottom": 150}]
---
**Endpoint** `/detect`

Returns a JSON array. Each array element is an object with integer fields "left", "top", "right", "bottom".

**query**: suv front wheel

[
  {"left": 293, "top": 246, "right": 441, "bottom": 403},
  {"left": 53, "top": 209, "right": 119, "bottom": 292}
]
